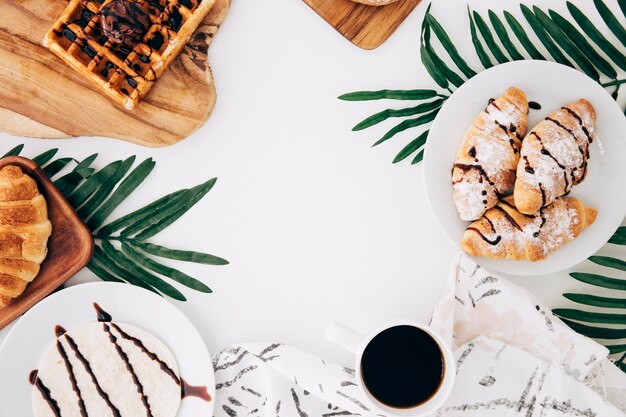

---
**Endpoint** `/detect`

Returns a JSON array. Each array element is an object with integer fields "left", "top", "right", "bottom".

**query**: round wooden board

[{"left": 0, "top": 0, "right": 230, "bottom": 147}]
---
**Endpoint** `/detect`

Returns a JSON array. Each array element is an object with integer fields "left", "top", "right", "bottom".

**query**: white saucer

[
  {"left": 423, "top": 60, "right": 626, "bottom": 276},
  {"left": 0, "top": 282, "right": 215, "bottom": 416}
]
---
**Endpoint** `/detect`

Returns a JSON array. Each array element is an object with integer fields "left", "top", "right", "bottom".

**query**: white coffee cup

[{"left": 325, "top": 320, "right": 455, "bottom": 417}]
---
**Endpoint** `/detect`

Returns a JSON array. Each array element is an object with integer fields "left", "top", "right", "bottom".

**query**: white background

[{"left": 0, "top": 0, "right": 624, "bottom": 367}]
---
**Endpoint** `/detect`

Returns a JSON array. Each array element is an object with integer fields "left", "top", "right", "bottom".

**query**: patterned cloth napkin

[{"left": 211, "top": 254, "right": 626, "bottom": 417}]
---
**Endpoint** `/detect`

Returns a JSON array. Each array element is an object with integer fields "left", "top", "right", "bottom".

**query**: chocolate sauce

[
  {"left": 166, "top": 6, "right": 183, "bottom": 32},
  {"left": 74, "top": 9, "right": 93, "bottom": 28},
  {"left": 57, "top": 339, "right": 88, "bottom": 417},
  {"left": 180, "top": 0, "right": 193, "bottom": 8},
  {"left": 468, "top": 147, "right": 476, "bottom": 158},
  {"left": 103, "top": 324, "right": 154, "bottom": 417},
  {"left": 539, "top": 183, "right": 547, "bottom": 207},
  {"left": 29, "top": 369, "right": 38, "bottom": 385},
  {"left": 65, "top": 334, "right": 122, "bottom": 417},
  {"left": 110, "top": 323, "right": 180, "bottom": 384},
  {"left": 63, "top": 28, "right": 77, "bottom": 42},
  {"left": 181, "top": 379, "right": 212, "bottom": 401},
  {"left": 55, "top": 325, "right": 67, "bottom": 338},
  {"left": 83, "top": 44, "right": 97, "bottom": 59},
  {"left": 93, "top": 302, "right": 112, "bottom": 322},
  {"left": 148, "top": 0, "right": 164, "bottom": 11},
  {"left": 138, "top": 53, "right": 150, "bottom": 63},
  {"left": 35, "top": 377, "right": 62, "bottom": 417},
  {"left": 467, "top": 227, "right": 502, "bottom": 245},
  {"left": 522, "top": 156, "right": 534, "bottom": 174},
  {"left": 453, "top": 164, "right": 496, "bottom": 188},
  {"left": 482, "top": 199, "right": 487, "bottom": 205},
  {"left": 529, "top": 101, "right": 541, "bottom": 110},
  {"left": 484, "top": 216, "right": 496, "bottom": 232},
  {"left": 100, "top": 0, "right": 150, "bottom": 46},
  {"left": 561, "top": 107, "right": 592, "bottom": 142},
  {"left": 493, "top": 206, "right": 523, "bottom": 232},
  {"left": 148, "top": 32, "right": 164, "bottom": 50},
  {"left": 126, "top": 76, "right": 138, "bottom": 88}
]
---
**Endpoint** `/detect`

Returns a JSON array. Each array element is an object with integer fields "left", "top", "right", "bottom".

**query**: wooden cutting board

[
  {"left": 304, "top": 0, "right": 422, "bottom": 50},
  {"left": 0, "top": 156, "right": 94, "bottom": 331},
  {"left": 0, "top": 0, "right": 230, "bottom": 147}
]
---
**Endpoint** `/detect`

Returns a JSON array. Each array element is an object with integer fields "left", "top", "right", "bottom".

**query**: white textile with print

[{"left": 211, "top": 254, "right": 626, "bottom": 417}]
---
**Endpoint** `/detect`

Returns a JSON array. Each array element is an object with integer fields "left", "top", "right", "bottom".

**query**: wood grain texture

[
  {"left": 0, "top": 156, "right": 94, "bottom": 331},
  {"left": 0, "top": 0, "right": 230, "bottom": 147},
  {"left": 304, "top": 0, "right": 421, "bottom": 50}
]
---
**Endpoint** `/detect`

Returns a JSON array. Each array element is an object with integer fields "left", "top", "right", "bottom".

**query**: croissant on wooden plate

[
  {"left": 514, "top": 99, "right": 596, "bottom": 215},
  {"left": 452, "top": 87, "right": 528, "bottom": 221},
  {"left": 0, "top": 166, "right": 52, "bottom": 308},
  {"left": 460, "top": 195, "right": 596, "bottom": 262}
]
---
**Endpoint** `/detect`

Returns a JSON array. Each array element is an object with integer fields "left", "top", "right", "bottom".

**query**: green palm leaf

[
  {"left": 521, "top": 5, "right": 574, "bottom": 67},
  {"left": 32, "top": 149, "right": 59, "bottom": 166},
  {"left": 2, "top": 144, "right": 228, "bottom": 301},
  {"left": 609, "top": 227, "right": 626, "bottom": 245},
  {"left": 101, "top": 241, "right": 186, "bottom": 301},
  {"left": 98, "top": 189, "right": 186, "bottom": 236},
  {"left": 337, "top": 90, "right": 439, "bottom": 101},
  {"left": 473, "top": 11, "right": 509, "bottom": 64},
  {"left": 563, "top": 293, "right": 626, "bottom": 309},
  {"left": 554, "top": 308, "right": 626, "bottom": 325},
  {"left": 468, "top": 7, "right": 493, "bottom": 69},
  {"left": 504, "top": 11, "right": 547, "bottom": 60},
  {"left": 2, "top": 144, "right": 24, "bottom": 158},
  {"left": 488, "top": 11, "right": 525, "bottom": 61},
  {"left": 560, "top": 318, "right": 626, "bottom": 339},
  {"left": 393, "top": 131, "right": 429, "bottom": 164},
  {"left": 77, "top": 156, "right": 135, "bottom": 219},
  {"left": 372, "top": 110, "right": 439, "bottom": 147},
  {"left": 594, "top": 0, "right": 626, "bottom": 47},
  {"left": 608, "top": 344, "right": 626, "bottom": 354},
  {"left": 567, "top": 2, "right": 626, "bottom": 71},
  {"left": 87, "top": 158, "right": 155, "bottom": 231},
  {"left": 42, "top": 157, "right": 75, "bottom": 178},
  {"left": 589, "top": 256, "right": 626, "bottom": 271},
  {"left": 352, "top": 99, "right": 444, "bottom": 131},
  {"left": 532, "top": 7, "right": 600, "bottom": 81},
  {"left": 426, "top": 14, "right": 477, "bottom": 78},
  {"left": 132, "top": 241, "right": 228, "bottom": 266},
  {"left": 549, "top": 9, "right": 617, "bottom": 79},
  {"left": 570, "top": 272, "right": 626, "bottom": 291},
  {"left": 123, "top": 243, "right": 212, "bottom": 293}
]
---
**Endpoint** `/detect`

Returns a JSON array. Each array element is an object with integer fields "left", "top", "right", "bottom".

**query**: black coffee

[{"left": 360, "top": 325, "right": 444, "bottom": 409}]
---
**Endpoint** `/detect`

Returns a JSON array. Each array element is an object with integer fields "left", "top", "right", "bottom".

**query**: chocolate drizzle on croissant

[
  {"left": 461, "top": 196, "right": 596, "bottom": 262},
  {"left": 452, "top": 87, "right": 529, "bottom": 221},
  {"left": 514, "top": 99, "right": 595, "bottom": 215}
]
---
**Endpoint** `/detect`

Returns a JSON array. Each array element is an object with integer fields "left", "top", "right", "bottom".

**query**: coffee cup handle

[{"left": 325, "top": 322, "right": 364, "bottom": 354}]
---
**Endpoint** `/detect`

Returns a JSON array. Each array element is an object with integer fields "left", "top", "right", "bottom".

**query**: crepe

[{"left": 33, "top": 321, "right": 181, "bottom": 417}]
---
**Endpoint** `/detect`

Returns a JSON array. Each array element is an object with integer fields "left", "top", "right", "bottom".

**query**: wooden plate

[
  {"left": 303, "top": 0, "right": 422, "bottom": 50},
  {"left": 0, "top": 0, "right": 230, "bottom": 147},
  {"left": 0, "top": 156, "right": 94, "bottom": 330}
]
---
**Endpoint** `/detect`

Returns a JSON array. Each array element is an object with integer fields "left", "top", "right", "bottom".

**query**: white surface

[
  {"left": 424, "top": 60, "right": 626, "bottom": 276},
  {"left": 0, "top": 282, "right": 214, "bottom": 417},
  {"left": 0, "top": 0, "right": 624, "bottom": 370}
]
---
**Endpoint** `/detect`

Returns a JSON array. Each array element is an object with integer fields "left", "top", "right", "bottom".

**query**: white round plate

[
  {"left": 424, "top": 60, "right": 626, "bottom": 276},
  {"left": 0, "top": 282, "right": 215, "bottom": 416}
]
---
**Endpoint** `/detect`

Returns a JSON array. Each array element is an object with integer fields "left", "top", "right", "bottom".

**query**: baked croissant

[
  {"left": 0, "top": 166, "right": 52, "bottom": 308},
  {"left": 460, "top": 196, "right": 596, "bottom": 262},
  {"left": 514, "top": 99, "right": 596, "bottom": 215},
  {"left": 452, "top": 87, "right": 529, "bottom": 221}
]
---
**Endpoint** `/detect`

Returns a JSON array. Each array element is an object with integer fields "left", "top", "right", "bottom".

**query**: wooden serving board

[
  {"left": 0, "top": 0, "right": 230, "bottom": 147},
  {"left": 304, "top": 0, "right": 422, "bottom": 50},
  {"left": 0, "top": 156, "right": 94, "bottom": 331}
]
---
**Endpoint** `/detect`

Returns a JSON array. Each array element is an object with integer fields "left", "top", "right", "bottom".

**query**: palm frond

[{"left": 2, "top": 145, "right": 228, "bottom": 301}]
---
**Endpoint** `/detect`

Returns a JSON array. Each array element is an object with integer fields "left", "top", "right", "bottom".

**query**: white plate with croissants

[{"left": 424, "top": 60, "right": 626, "bottom": 276}]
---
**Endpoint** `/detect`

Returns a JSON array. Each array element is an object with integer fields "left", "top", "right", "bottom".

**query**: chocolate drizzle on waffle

[{"left": 44, "top": 0, "right": 216, "bottom": 109}]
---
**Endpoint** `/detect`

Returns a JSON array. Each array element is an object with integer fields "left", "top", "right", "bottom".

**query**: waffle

[{"left": 43, "top": 0, "right": 216, "bottom": 110}]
